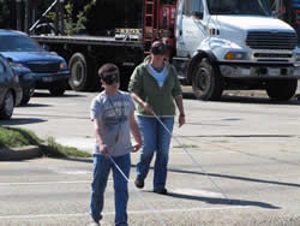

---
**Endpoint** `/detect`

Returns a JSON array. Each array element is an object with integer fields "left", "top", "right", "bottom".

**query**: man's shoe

[
  {"left": 134, "top": 178, "right": 144, "bottom": 189},
  {"left": 87, "top": 217, "right": 100, "bottom": 226},
  {"left": 86, "top": 221, "right": 100, "bottom": 226},
  {"left": 153, "top": 188, "right": 168, "bottom": 195}
]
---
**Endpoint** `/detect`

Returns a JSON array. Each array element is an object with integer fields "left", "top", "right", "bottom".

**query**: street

[{"left": 0, "top": 89, "right": 300, "bottom": 225}]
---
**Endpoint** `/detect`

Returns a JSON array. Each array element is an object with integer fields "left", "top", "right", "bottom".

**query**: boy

[{"left": 89, "top": 63, "right": 142, "bottom": 226}]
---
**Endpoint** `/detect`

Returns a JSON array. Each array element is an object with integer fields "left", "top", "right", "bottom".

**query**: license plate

[
  {"left": 268, "top": 68, "right": 280, "bottom": 76},
  {"left": 42, "top": 77, "right": 53, "bottom": 82}
]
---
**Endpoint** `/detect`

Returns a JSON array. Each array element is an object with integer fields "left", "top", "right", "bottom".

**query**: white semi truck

[{"left": 31, "top": 0, "right": 300, "bottom": 101}]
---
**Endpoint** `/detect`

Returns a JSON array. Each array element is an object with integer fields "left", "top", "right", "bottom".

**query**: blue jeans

[
  {"left": 90, "top": 153, "right": 130, "bottom": 226},
  {"left": 136, "top": 116, "right": 174, "bottom": 190}
]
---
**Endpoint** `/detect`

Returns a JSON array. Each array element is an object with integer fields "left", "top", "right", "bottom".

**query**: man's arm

[
  {"left": 175, "top": 95, "right": 186, "bottom": 127},
  {"left": 131, "top": 92, "right": 153, "bottom": 114}
]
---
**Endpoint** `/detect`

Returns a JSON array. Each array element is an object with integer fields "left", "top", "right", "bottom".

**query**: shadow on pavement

[
  {"left": 168, "top": 167, "right": 300, "bottom": 189},
  {"left": 166, "top": 192, "right": 280, "bottom": 209},
  {"left": 33, "top": 90, "right": 88, "bottom": 98},
  {"left": 0, "top": 118, "right": 46, "bottom": 126},
  {"left": 183, "top": 91, "right": 300, "bottom": 106}
]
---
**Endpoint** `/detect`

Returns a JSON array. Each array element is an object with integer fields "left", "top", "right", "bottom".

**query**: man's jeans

[
  {"left": 90, "top": 153, "right": 130, "bottom": 226},
  {"left": 136, "top": 116, "right": 174, "bottom": 190}
]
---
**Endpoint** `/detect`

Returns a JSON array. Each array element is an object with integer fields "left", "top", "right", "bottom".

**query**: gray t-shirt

[{"left": 90, "top": 91, "right": 135, "bottom": 156}]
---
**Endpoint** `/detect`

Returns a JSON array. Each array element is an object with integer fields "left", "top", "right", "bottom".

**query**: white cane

[{"left": 151, "top": 111, "right": 230, "bottom": 201}]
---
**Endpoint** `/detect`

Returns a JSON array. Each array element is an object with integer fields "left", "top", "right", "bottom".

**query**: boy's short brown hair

[{"left": 98, "top": 63, "right": 120, "bottom": 78}]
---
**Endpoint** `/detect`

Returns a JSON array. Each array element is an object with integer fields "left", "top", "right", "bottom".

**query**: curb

[{"left": 0, "top": 145, "right": 41, "bottom": 161}]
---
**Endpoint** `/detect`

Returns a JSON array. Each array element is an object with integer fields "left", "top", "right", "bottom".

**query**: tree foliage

[{"left": 0, "top": 0, "right": 95, "bottom": 33}]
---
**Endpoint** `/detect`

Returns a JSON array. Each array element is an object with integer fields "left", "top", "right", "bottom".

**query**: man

[
  {"left": 128, "top": 41, "right": 186, "bottom": 195},
  {"left": 89, "top": 63, "right": 142, "bottom": 226}
]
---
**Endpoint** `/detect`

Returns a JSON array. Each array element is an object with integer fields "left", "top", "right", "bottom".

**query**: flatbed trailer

[
  {"left": 31, "top": 35, "right": 143, "bottom": 48},
  {"left": 31, "top": 34, "right": 145, "bottom": 91},
  {"left": 30, "top": 0, "right": 148, "bottom": 91}
]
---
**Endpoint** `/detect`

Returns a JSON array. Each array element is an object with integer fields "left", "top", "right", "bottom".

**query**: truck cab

[{"left": 173, "top": 0, "right": 300, "bottom": 100}]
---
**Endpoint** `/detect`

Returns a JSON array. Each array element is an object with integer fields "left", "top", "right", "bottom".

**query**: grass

[
  {"left": 0, "top": 126, "right": 42, "bottom": 148},
  {"left": 45, "top": 136, "right": 91, "bottom": 158},
  {"left": 0, "top": 126, "right": 90, "bottom": 158}
]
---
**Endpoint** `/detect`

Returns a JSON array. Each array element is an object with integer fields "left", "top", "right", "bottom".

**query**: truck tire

[
  {"left": 192, "top": 58, "right": 223, "bottom": 101},
  {"left": 266, "top": 79, "right": 297, "bottom": 101},
  {"left": 69, "top": 53, "right": 90, "bottom": 91},
  {"left": 0, "top": 90, "right": 14, "bottom": 119}
]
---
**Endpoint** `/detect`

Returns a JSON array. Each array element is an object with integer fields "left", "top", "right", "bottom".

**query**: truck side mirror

[{"left": 192, "top": 11, "right": 203, "bottom": 19}]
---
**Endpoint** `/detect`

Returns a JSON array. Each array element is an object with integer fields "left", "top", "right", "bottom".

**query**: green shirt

[{"left": 128, "top": 61, "right": 182, "bottom": 117}]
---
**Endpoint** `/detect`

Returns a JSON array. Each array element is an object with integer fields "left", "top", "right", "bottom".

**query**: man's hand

[
  {"left": 178, "top": 114, "right": 186, "bottom": 127},
  {"left": 142, "top": 102, "right": 153, "bottom": 114}
]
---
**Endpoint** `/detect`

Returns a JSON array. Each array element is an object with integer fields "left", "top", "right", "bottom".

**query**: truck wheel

[
  {"left": 192, "top": 58, "right": 223, "bottom": 101},
  {"left": 69, "top": 53, "right": 89, "bottom": 91},
  {"left": 0, "top": 90, "right": 14, "bottom": 119},
  {"left": 266, "top": 79, "right": 297, "bottom": 101}
]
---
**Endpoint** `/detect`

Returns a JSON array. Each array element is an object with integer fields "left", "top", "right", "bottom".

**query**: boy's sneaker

[{"left": 134, "top": 178, "right": 144, "bottom": 189}]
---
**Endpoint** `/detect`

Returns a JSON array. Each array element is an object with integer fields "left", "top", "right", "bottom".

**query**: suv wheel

[
  {"left": 0, "top": 90, "right": 14, "bottom": 119},
  {"left": 20, "top": 88, "right": 31, "bottom": 105},
  {"left": 49, "top": 87, "right": 65, "bottom": 96}
]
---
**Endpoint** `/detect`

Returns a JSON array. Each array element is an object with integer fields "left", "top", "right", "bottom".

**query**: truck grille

[
  {"left": 246, "top": 31, "right": 297, "bottom": 50},
  {"left": 27, "top": 62, "right": 60, "bottom": 73}
]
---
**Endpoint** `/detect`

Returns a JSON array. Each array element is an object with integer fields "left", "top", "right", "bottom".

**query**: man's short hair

[{"left": 150, "top": 41, "right": 167, "bottom": 55}]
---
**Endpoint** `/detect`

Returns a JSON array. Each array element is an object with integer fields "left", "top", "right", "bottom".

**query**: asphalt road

[{"left": 1, "top": 88, "right": 300, "bottom": 225}]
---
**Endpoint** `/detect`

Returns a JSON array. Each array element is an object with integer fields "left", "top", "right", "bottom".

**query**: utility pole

[
  {"left": 24, "top": 0, "right": 29, "bottom": 33},
  {"left": 16, "top": 0, "right": 22, "bottom": 31},
  {"left": 59, "top": 0, "right": 65, "bottom": 35}
]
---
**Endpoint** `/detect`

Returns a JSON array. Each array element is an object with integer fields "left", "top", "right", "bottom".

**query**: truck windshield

[
  {"left": 0, "top": 35, "right": 43, "bottom": 52},
  {"left": 207, "top": 0, "right": 272, "bottom": 16}
]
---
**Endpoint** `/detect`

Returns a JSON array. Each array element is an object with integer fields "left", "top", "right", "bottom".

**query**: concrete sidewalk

[{"left": 0, "top": 145, "right": 41, "bottom": 161}]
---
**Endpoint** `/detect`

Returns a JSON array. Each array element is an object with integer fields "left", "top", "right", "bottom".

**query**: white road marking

[
  {"left": 0, "top": 206, "right": 250, "bottom": 220},
  {"left": 172, "top": 188, "right": 224, "bottom": 198},
  {"left": 50, "top": 169, "right": 91, "bottom": 175},
  {"left": 0, "top": 180, "right": 91, "bottom": 186}
]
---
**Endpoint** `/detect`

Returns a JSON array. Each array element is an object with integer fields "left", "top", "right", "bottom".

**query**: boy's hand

[
  {"left": 99, "top": 143, "right": 108, "bottom": 155},
  {"left": 132, "top": 142, "right": 142, "bottom": 152}
]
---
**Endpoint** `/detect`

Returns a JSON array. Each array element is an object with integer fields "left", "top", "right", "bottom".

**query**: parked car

[
  {"left": 0, "top": 55, "right": 22, "bottom": 119},
  {"left": 9, "top": 60, "right": 35, "bottom": 105},
  {"left": 0, "top": 29, "right": 70, "bottom": 96}
]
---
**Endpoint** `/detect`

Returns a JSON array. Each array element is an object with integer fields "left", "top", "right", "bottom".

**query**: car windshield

[
  {"left": 207, "top": 0, "right": 272, "bottom": 16},
  {"left": 0, "top": 35, "right": 43, "bottom": 52}
]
